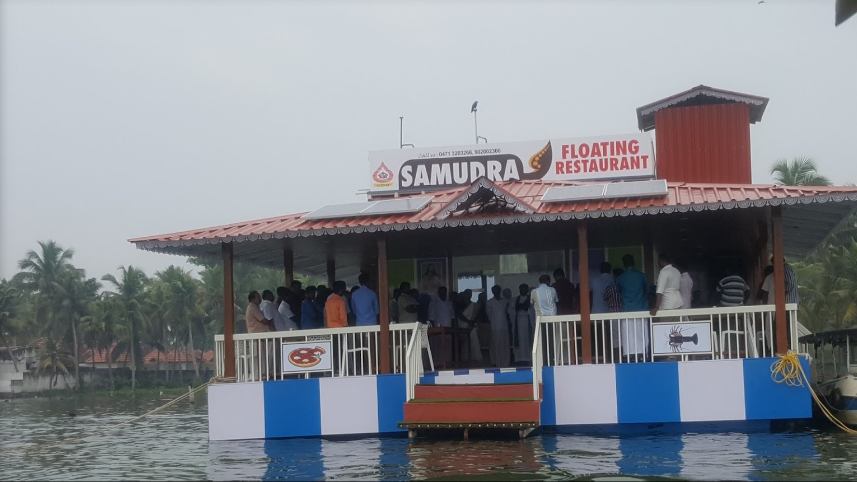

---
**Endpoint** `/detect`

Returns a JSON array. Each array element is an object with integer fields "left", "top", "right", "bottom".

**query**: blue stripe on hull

[
  {"left": 377, "top": 374, "right": 407, "bottom": 433},
  {"left": 743, "top": 357, "right": 812, "bottom": 420},
  {"left": 615, "top": 362, "right": 681, "bottom": 423},
  {"left": 264, "top": 378, "right": 322, "bottom": 438}
]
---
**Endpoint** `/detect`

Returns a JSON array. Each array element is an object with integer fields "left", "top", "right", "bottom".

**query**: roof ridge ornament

[{"left": 436, "top": 177, "right": 535, "bottom": 220}]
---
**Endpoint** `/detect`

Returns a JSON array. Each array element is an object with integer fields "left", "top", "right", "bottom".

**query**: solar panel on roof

[
  {"left": 541, "top": 184, "right": 607, "bottom": 203},
  {"left": 360, "top": 196, "right": 432, "bottom": 216},
  {"left": 302, "top": 202, "right": 375, "bottom": 220},
  {"left": 541, "top": 179, "right": 668, "bottom": 203},
  {"left": 603, "top": 179, "right": 668, "bottom": 198},
  {"left": 302, "top": 196, "right": 433, "bottom": 220}
]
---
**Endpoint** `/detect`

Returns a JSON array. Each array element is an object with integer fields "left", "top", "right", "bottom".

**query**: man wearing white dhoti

[
  {"left": 486, "top": 285, "right": 511, "bottom": 367},
  {"left": 616, "top": 254, "right": 650, "bottom": 361},
  {"left": 510, "top": 283, "right": 538, "bottom": 362},
  {"left": 457, "top": 289, "right": 483, "bottom": 363}
]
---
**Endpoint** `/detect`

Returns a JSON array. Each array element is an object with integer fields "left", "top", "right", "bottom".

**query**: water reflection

[{"left": 4, "top": 392, "right": 857, "bottom": 481}]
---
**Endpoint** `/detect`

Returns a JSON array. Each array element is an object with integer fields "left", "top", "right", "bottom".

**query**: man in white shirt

[
  {"left": 590, "top": 262, "right": 614, "bottom": 314},
  {"left": 258, "top": 290, "right": 283, "bottom": 377},
  {"left": 678, "top": 262, "right": 693, "bottom": 309},
  {"left": 650, "top": 253, "right": 683, "bottom": 316},
  {"left": 260, "top": 290, "right": 290, "bottom": 332},
  {"left": 486, "top": 285, "right": 511, "bottom": 367},
  {"left": 428, "top": 286, "right": 456, "bottom": 366},
  {"left": 531, "top": 274, "right": 558, "bottom": 317},
  {"left": 275, "top": 292, "right": 299, "bottom": 331},
  {"left": 428, "top": 287, "right": 455, "bottom": 328}
]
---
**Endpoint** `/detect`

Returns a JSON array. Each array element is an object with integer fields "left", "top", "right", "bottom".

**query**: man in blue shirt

[
  {"left": 351, "top": 273, "right": 380, "bottom": 326},
  {"left": 300, "top": 286, "right": 323, "bottom": 330},
  {"left": 616, "top": 254, "right": 650, "bottom": 361},
  {"left": 617, "top": 254, "right": 649, "bottom": 311}
]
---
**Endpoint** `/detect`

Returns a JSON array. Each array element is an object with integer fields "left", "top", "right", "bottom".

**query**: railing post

[
  {"left": 222, "top": 242, "right": 236, "bottom": 378},
  {"left": 578, "top": 222, "right": 592, "bottom": 364},
  {"left": 772, "top": 206, "right": 788, "bottom": 353}
]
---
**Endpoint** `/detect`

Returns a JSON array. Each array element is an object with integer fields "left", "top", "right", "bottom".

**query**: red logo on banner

[{"left": 373, "top": 163, "right": 394, "bottom": 184}]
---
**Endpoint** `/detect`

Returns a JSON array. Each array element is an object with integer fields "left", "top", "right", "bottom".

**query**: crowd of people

[{"left": 242, "top": 253, "right": 800, "bottom": 369}]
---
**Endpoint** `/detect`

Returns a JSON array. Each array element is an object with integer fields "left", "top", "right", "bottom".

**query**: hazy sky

[{"left": 1, "top": 0, "right": 855, "bottom": 281}]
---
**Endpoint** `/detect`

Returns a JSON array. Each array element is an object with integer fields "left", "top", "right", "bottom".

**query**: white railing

[
  {"left": 404, "top": 323, "right": 425, "bottom": 401},
  {"left": 532, "top": 304, "right": 799, "bottom": 369},
  {"left": 531, "top": 318, "right": 542, "bottom": 400},
  {"left": 214, "top": 322, "right": 422, "bottom": 382}
]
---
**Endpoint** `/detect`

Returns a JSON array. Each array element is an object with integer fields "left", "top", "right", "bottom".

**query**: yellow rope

[
  {"left": 771, "top": 351, "right": 857, "bottom": 435},
  {"left": 1, "top": 376, "right": 236, "bottom": 453}
]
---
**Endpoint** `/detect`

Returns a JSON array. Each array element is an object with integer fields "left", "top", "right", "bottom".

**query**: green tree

[
  {"left": 154, "top": 266, "right": 204, "bottom": 380},
  {"left": 38, "top": 338, "right": 74, "bottom": 389},
  {"left": 0, "top": 280, "right": 22, "bottom": 372},
  {"left": 771, "top": 156, "right": 832, "bottom": 186},
  {"left": 81, "top": 297, "right": 127, "bottom": 389},
  {"left": 13, "top": 240, "right": 77, "bottom": 338},
  {"left": 56, "top": 269, "right": 100, "bottom": 388},
  {"left": 102, "top": 266, "right": 149, "bottom": 390},
  {"left": 144, "top": 281, "right": 170, "bottom": 382}
]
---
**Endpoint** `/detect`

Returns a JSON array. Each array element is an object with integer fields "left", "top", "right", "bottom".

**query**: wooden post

[
  {"left": 772, "top": 206, "right": 788, "bottom": 353},
  {"left": 327, "top": 257, "right": 336, "bottom": 287},
  {"left": 283, "top": 248, "right": 294, "bottom": 288},
  {"left": 378, "top": 237, "right": 391, "bottom": 374},
  {"left": 222, "top": 242, "right": 236, "bottom": 378},
  {"left": 578, "top": 222, "right": 592, "bottom": 364}
]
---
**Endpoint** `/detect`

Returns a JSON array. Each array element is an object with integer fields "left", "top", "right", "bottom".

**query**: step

[
  {"left": 414, "top": 383, "right": 537, "bottom": 401},
  {"left": 403, "top": 399, "right": 541, "bottom": 424},
  {"left": 414, "top": 383, "right": 532, "bottom": 400},
  {"left": 419, "top": 368, "right": 533, "bottom": 386},
  {"left": 399, "top": 421, "right": 539, "bottom": 430}
]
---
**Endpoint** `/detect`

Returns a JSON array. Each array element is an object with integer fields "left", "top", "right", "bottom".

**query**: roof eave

[{"left": 636, "top": 85, "right": 770, "bottom": 131}]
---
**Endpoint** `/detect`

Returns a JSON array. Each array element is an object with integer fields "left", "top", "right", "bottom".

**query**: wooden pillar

[
  {"left": 378, "top": 237, "right": 391, "bottom": 374},
  {"left": 283, "top": 248, "right": 294, "bottom": 288},
  {"left": 772, "top": 206, "right": 788, "bottom": 353},
  {"left": 222, "top": 242, "right": 236, "bottom": 378},
  {"left": 327, "top": 258, "right": 336, "bottom": 287},
  {"left": 578, "top": 222, "right": 592, "bottom": 364}
]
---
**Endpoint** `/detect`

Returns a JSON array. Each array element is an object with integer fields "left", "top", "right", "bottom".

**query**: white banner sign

[
  {"left": 651, "top": 321, "right": 713, "bottom": 356},
  {"left": 281, "top": 341, "right": 332, "bottom": 373},
  {"left": 368, "top": 133, "right": 655, "bottom": 192}
]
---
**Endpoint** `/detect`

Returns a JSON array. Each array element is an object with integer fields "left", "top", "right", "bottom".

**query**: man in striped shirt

[
  {"left": 761, "top": 258, "right": 801, "bottom": 306},
  {"left": 716, "top": 272, "right": 750, "bottom": 307},
  {"left": 784, "top": 261, "right": 800, "bottom": 305}
]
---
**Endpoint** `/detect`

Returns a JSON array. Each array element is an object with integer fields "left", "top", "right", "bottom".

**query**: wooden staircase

[{"left": 399, "top": 382, "right": 541, "bottom": 440}]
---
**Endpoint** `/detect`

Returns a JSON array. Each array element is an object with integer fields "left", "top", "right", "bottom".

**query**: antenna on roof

[
  {"left": 399, "top": 117, "right": 414, "bottom": 148},
  {"left": 472, "top": 101, "right": 487, "bottom": 144}
]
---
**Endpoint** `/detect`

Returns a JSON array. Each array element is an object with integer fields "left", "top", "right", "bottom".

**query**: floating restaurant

[{"left": 131, "top": 85, "right": 857, "bottom": 441}]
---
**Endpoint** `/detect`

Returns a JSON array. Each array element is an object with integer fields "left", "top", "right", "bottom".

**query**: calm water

[{"left": 1, "top": 391, "right": 855, "bottom": 481}]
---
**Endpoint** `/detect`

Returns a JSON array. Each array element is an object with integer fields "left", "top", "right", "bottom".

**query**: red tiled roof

[
  {"left": 81, "top": 344, "right": 214, "bottom": 364},
  {"left": 81, "top": 343, "right": 130, "bottom": 364},
  {"left": 130, "top": 180, "right": 857, "bottom": 249},
  {"left": 142, "top": 347, "right": 214, "bottom": 364}
]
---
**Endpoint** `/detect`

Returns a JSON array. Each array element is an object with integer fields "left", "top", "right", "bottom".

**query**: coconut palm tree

[
  {"left": 56, "top": 269, "right": 100, "bottom": 388},
  {"left": 81, "top": 297, "right": 127, "bottom": 389},
  {"left": 38, "top": 338, "right": 74, "bottom": 389},
  {"left": 102, "top": 266, "right": 149, "bottom": 390},
  {"left": 0, "top": 280, "right": 21, "bottom": 372},
  {"left": 13, "top": 240, "right": 77, "bottom": 338},
  {"left": 771, "top": 156, "right": 833, "bottom": 186},
  {"left": 144, "top": 281, "right": 170, "bottom": 382},
  {"left": 155, "top": 266, "right": 204, "bottom": 381}
]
